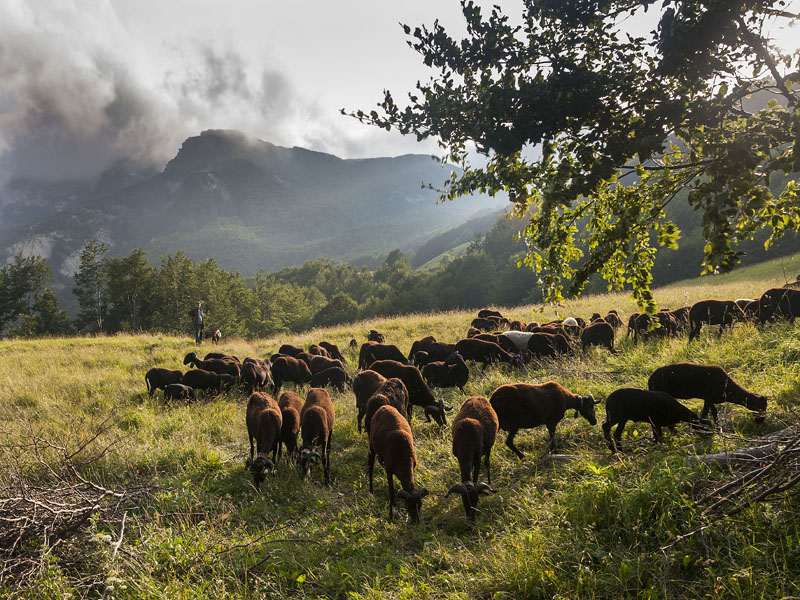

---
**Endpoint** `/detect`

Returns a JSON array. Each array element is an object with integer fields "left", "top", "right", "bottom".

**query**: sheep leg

[
  {"left": 651, "top": 425, "right": 663, "bottom": 443},
  {"left": 484, "top": 449, "right": 492, "bottom": 485},
  {"left": 688, "top": 324, "right": 701, "bottom": 342},
  {"left": 602, "top": 421, "right": 615, "bottom": 452},
  {"left": 357, "top": 409, "right": 364, "bottom": 434},
  {"left": 612, "top": 421, "right": 627, "bottom": 453},
  {"left": 505, "top": 429, "right": 525, "bottom": 460},
  {"left": 249, "top": 435, "right": 255, "bottom": 462},
  {"left": 546, "top": 424, "right": 557, "bottom": 454},
  {"left": 368, "top": 449, "right": 376, "bottom": 493},
  {"left": 324, "top": 435, "right": 331, "bottom": 484},
  {"left": 387, "top": 471, "right": 395, "bottom": 522}
]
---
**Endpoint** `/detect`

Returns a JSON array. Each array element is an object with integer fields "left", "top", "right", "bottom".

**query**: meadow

[{"left": 2, "top": 258, "right": 800, "bottom": 599}]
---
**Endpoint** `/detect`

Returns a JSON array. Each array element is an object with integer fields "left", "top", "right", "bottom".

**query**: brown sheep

[
  {"left": 299, "top": 388, "right": 335, "bottom": 483},
  {"left": 466, "top": 327, "right": 481, "bottom": 338},
  {"left": 758, "top": 287, "right": 800, "bottom": 322},
  {"left": 278, "top": 391, "right": 302, "bottom": 459},
  {"left": 163, "top": 383, "right": 194, "bottom": 402},
  {"left": 241, "top": 358, "right": 272, "bottom": 393},
  {"left": 647, "top": 363, "right": 767, "bottom": 424},
  {"left": 271, "top": 356, "right": 312, "bottom": 395},
  {"left": 471, "top": 317, "right": 499, "bottom": 332},
  {"left": 445, "top": 396, "right": 499, "bottom": 521},
  {"left": 368, "top": 405, "right": 428, "bottom": 523},
  {"left": 604, "top": 311, "right": 623, "bottom": 328},
  {"left": 245, "top": 392, "right": 282, "bottom": 488},
  {"left": 477, "top": 309, "right": 504, "bottom": 319},
  {"left": 473, "top": 332, "right": 520, "bottom": 354},
  {"left": 182, "top": 369, "right": 227, "bottom": 396},
  {"left": 353, "top": 370, "right": 387, "bottom": 433},
  {"left": 309, "top": 354, "right": 346, "bottom": 375},
  {"left": 183, "top": 352, "right": 241, "bottom": 380},
  {"left": 318, "top": 341, "right": 345, "bottom": 362},
  {"left": 278, "top": 344, "right": 304, "bottom": 357},
  {"left": 308, "top": 344, "right": 330, "bottom": 357},
  {"left": 145, "top": 367, "right": 183, "bottom": 397},
  {"left": 421, "top": 352, "right": 470, "bottom": 392},
  {"left": 580, "top": 321, "right": 615, "bottom": 353},
  {"left": 369, "top": 360, "right": 448, "bottom": 425},
  {"left": 364, "top": 378, "right": 410, "bottom": 435},
  {"left": 688, "top": 299, "right": 745, "bottom": 341},
  {"left": 358, "top": 342, "right": 408, "bottom": 370},
  {"left": 489, "top": 382, "right": 598, "bottom": 458},
  {"left": 426, "top": 342, "right": 457, "bottom": 362},
  {"left": 367, "top": 330, "right": 385, "bottom": 343},
  {"left": 309, "top": 366, "right": 351, "bottom": 392},
  {"left": 454, "top": 338, "right": 524, "bottom": 369},
  {"left": 408, "top": 335, "right": 437, "bottom": 361}
]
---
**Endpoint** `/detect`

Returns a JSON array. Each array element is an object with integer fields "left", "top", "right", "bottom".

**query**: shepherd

[{"left": 188, "top": 301, "right": 204, "bottom": 344}]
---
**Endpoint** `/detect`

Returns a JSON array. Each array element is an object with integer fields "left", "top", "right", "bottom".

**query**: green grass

[{"left": 2, "top": 266, "right": 800, "bottom": 598}]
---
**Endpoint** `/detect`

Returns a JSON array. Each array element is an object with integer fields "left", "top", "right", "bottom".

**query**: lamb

[
  {"left": 369, "top": 360, "right": 448, "bottom": 425},
  {"left": 648, "top": 363, "right": 768, "bottom": 424},
  {"left": 271, "top": 356, "right": 312, "bottom": 395},
  {"left": 278, "top": 391, "right": 302, "bottom": 459},
  {"left": 580, "top": 321, "right": 615, "bottom": 353},
  {"left": 408, "top": 335, "right": 437, "bottom": 361},
  {"left": 758, "top": 287, "right": 800, "bottom": 322},
  {"left": 454, "top": 338, "right": 524, "bottom": 369},
  {"left": 309, "top": 366, "right": 351, "bottom": 392},
  {"left": 245, "top": 392, "right": 282, "bottom": 488},
  {"left": 241, "top": 358, "right": 272, "bottom": 393},
  {"left": 421, "top": 352, "right": 470, "bottom": 392},
  {"left": 602, "top": 388, "right": 701, "bottom": 453},
  {"left": 688, "top": 299, "right": 745, "bottom": 341},
  {"left": 352, "top": 370, "right": 387, "bottom": 433},
  {"left": 368, "top": 405, "right": 428, "bottom": 523},
  {"left": 299, "top": 388, "right": 335, "bottom": 483},
  {"left": 145, "top": 367, "right": 183, "bottom": 397},
  {"left": 363, "top": 378, "right": 410, "bottom": 435},
  {"left": 318, "top": 341, "right": 345, "bottom": 362},
  {"left": 489, "top": 382, "right": 598, "bottom": 458},
  {"left": 163, "top": 383, "right": 194, "bottom": 402},
  {"left": 358, "top": 342, "right": 408, "bottom": 370},
  {"left": 445, "top": 396, "right": 499, "bottom": 521},
  {"left": 367, "top": 330, "right": 385, "bottom": 343},
  {"left": 182, "top": 368, "right": 228, "bottom": 396}
]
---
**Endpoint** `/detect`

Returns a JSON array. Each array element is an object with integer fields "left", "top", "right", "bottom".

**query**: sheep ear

[
  {"left": 590, "top": 394, "right": 600, "bottom": 405},
  {"left": 476, "top": 482, "right": 496, "bottom": 495}
]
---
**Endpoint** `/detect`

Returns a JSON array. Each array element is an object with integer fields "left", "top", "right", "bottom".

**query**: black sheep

[
  {"left": 454, "top": 338, "right": 524, "bottom": 369},
  {"left": 602, "top": 387, "right": 701, "bottom": 453},
  {"left": 241, "top": 358, "right": 272, "bottom": 393},
  {"left": 271, "top": 356, "right": 312, "bottom": 395},
  {"left": 299, "top": 388, "right": 335, "bottom": 483},
  {"left": 182, "top": 369, "right": 227, "bottom": 396},
  {"left": 309, "top": 354, "right": 346, "bottom": 375},
  {"left": 445, "top": 396, "right": 499, "bottom": 521},
  {"left": 145, "top": 367, "right": 183, "bottom": 397},
  {"left": 758, "top": 287, "right": 800, "bottom": 322},
  {"left": 245, "top": 392, "right": 282, "bottom": 488},
  {"left": 308, "top": 344, "right": 330, "bottom": 357},
  {"left": 368, "top": 405, "right": 428, "bottom": 523},
  {"left": 358, "top": 342, "right": 408, "bottom": 370},
  {"left": 471, "top": 317, "right": 499, "bottom": 332},
  {"left": 688, "top": 299, "right": 745, "bottom": 341},
  {"left": 489, "top": 382, "right": 598, "bottom": 457},
  {"left": 278, "top": 344, "right": 304, "bottom": 357},
  {"left": 527, "top": 333, "right": 570, "bottom": 359},
  {"left": 309, "top": 366, "right": 351, "bottom": 392},
  {"left": 477, "top": 309, "right": 504, "bottom": 319},
  {"left": 367, "top": 330, "right": 386, "bottom": 343},
  {"left": 183, "top": 352, "right": 241, "bottom": 380},
  {"left": 408, "top": 335, "right": 437, "bottom": 361},
  {"left": 474, "top": 333, "right": 519, "bottom": 354},
  {"left": 352, "top": 370, "right": 387, "bottom": 434},
  {"left": 318, "top": 341, "right": 346, "bottom": 362},
  {"left": 426, "top": 342, "right": 457, "bottom": 362},
  {"left": 580, "top": 321, "right": 615, "bottom": 353},
  {"left": 421, "top": 352, "right": 470, "bottom": 392},
  {"left": 163, "top": 383, "right": 195, "bottom": 402},
  {"left": 648, "top": 363, "right": 767, "bottom": 424}
]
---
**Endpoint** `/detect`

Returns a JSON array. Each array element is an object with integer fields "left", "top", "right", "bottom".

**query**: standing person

[{"left": 188, "top": 301, "right": 204, "bottom": 344}]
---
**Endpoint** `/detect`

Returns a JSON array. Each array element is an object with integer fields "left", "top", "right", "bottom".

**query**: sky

[{"left": 0, "top": 0, "right": 798, "bottom": 183}]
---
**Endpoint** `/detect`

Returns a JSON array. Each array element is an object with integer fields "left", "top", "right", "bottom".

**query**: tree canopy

[{"left": 350, "top": 0, "right": 800, "bottom": 310}]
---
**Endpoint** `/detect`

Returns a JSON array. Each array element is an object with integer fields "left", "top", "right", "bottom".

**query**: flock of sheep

[{"left": 143, "top": 285, "right": 800, "bottom": 523}]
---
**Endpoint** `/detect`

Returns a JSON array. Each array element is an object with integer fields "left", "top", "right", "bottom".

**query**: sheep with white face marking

[
  {"left": 489, "top": 382, "right": 598, "bottom": 458},
  {"left": 368, "top": 405, "right": 428, "bottom": 523},
  {"left": 245, "top": 392, "right": 282, "bottom": 488},
  {"left": 445, "top": 396, "right": 499, "bottom": 521},
  {"left": 602, "top": 387, "right": 702, "bottom": 453}
]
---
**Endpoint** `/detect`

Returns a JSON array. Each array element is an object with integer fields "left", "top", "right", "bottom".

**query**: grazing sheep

[
  {"left": 309, "top": 366, "right": 351, "bottom": 392},
  {"left": 349, "top": 338, "right": 358, "bottom": 349},
  {"left": 604, "top": 311, "right": 623, "bottom": 328},
  {"left": 489, "top": 382, "right": 598, "bottom": 458},
  {"left": 309, "top": 354, "right": 346, "bottom": 375},
  {"left": 688, "top": 299, "right": 745, "bottom": 341},
  {"left": 627, "top": 312, "right": 677, "bottom": 342},
  {"left": 364, "top": 378, "right": 410, "bottom": 435},
  {"left": 758, "top": 287, "right": 800, "bottom": 322},
  {"left": 580, "top": 321, "right": 615, "bottom": 353},
  {"left": 648, "top": 363, "right": 768, "bottom": 424},
  {"left": 369, "top": 360, "right": 449, "bottom": 425},
  {"left": 299, "top": 388, "right": 335, "bottom": 483},
  {"left": 602, "top": 388, "right": 701, "bottom": 453},
  {"left": 368, "top": 405, "right": 428, "bottom": 523},
  {"left": 474, "top": 332, "right": 519, "bottom": 354},
  {"left": 245, "top": 392, "right": 282, "bottom": 488},
  {"left": 454, "top": 338, "right": 524, "bottom": 369},
  {"left": 211, "top": 329, "right": 222, "bottom": 345},
  {"left": 308, "top": 344, "right": 330, "bottom": 357},
  {"left": 358, "top": 342, "right": 408, "bottom": 369},
  {"left": 294, "top": 351, "right": 314, "bottom": 368},
  {"left": 662, "top": 306, "right": 690, "bottom": 330},
  {"left": 466, "top": 327, "right": 481, "bottom": 338},
  {"left": 203, "top": 352, "right": 241, "bottom": 363},
  {"left": 422, "top": 352, "right": 470, "bottom": 392},
  {"left": 163, "top": 383, "right": 195, "bottom": 402},
  {"left": 445, "top": 396, "right": 499, "bottom": 521},
  {"left": 412, "top": 350, "right": 430, "bottom": 368},
  {"left": 501, "top": 331, "right": 535, "bottom": 351},
  {"left": 241, "top": 358, "right": 272, "bottom": 393},
  {"left": 478, "top": 309, "right": 504, "bottom": 319},
  {"left": 182, "top": 368, "right": 227, "bottom": 396},
  {"left": 145, "top": 367, "right": 183, "bottom": 397},
  {"left": 278, "top": 391, "right": 302, "bottom": 459},
  {"left": 353, "top": 370, "right": 387, "bottom": 433},
  {"left": 271, "top": 356, "right": 312, "bottom": 395},
  {"left": 408, "top": 335, "right": 437, "bottom": 361},
  {"left": 509, "top": 320, "right": 525, "bottom": 331},
  {"left": 471, "top": 317, "right": 499, "bottom": 332},
  {"left": 318, "top": 341, "right": 345, "bottom": 362},
  {"left": 278, "top": 344, "right": 304, "bottom": 357},
  {"left": 426, "top": 342, "right": 457, "bottom": 362},
  {"left": 367, "top": 330, "right": 385, "bottom": 343},
  {"left": 183, "top": 352, "right": 241, "bottom": 380},
  {"left": 743, "top": 300, "right": 761, "bottom": 322}
]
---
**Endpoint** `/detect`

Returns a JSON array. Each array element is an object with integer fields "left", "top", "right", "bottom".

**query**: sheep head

[
  {"left": 424, "top": 400, "right": 447, "bottom": 426},
  {"left": 248, "top": 454, "right": 274, "bottom": 488},
  {"left": 397, "top": 487, "right": 428, "bottom": 524},
  {"left": 183, "top": 352, "right": 200, "bottom": 367},
  {"left": 445, "top": 481, "right": 496, "bottom": 521},
  {"left": 574, "top": 394, "right": 598, "bottom": 425},
  {"left": 299, "top": 448, "right": 322, "bottom": 480}
]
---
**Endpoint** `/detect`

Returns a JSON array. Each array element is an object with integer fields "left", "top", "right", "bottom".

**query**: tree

[
  {"left": 0, "top": 252, "right": 52, "bottom": 336},
  {"left": 313, "top": 292, "right": 360, "bottom": 327},
  {"left": 352, "top": 1, "right": 800, "bottom": 311},
  {"left": 105, "top": 249, "right": 155, "bottom": 332},
  {"left": 13, "top": 289, "right": 72, "bottom": 337},
  {"left": 72, "top": 238, "right": 109, "bottom": 333}
]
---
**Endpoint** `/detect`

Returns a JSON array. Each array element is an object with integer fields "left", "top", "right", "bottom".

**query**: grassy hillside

[{"left": 2, "top": 266, "right": 800, "bottom": 598}]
